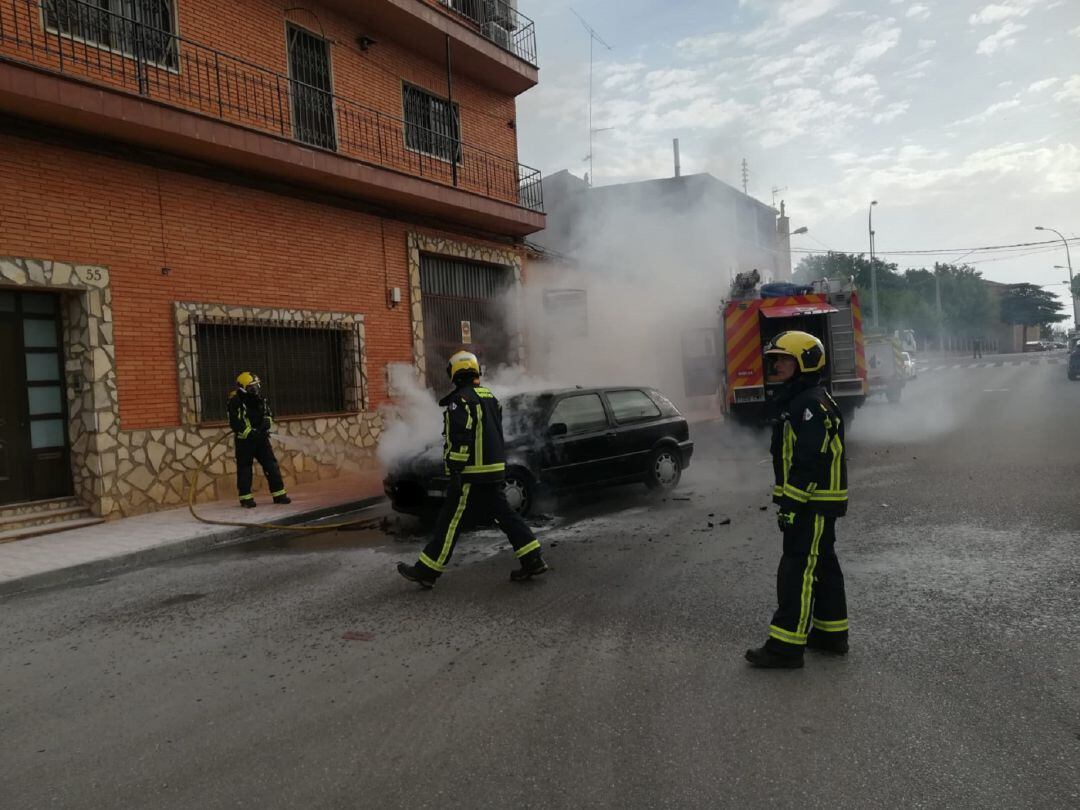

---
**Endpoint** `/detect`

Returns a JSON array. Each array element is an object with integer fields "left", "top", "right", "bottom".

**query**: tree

[{"left": 999, "top": 284, "right": 1068, "bottom": 338}]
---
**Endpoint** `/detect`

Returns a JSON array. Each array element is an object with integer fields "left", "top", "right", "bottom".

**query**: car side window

[
  {"left": 607, "top": 390, "right": 662, "bottom": 424},
  {"left": 549, "top": 394, "right": 608, "bottom": 435}
]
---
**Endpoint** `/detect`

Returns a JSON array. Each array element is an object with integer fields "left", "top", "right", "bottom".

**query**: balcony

[
  {"left": 434, "top": 0, "right": 537, "bottom": 67},
  {"left": 0, "top": 0, "right": 544, "bottom": 233}
]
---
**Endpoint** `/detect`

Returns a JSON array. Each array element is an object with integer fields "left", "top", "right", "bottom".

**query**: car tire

[
  {"left": 644, "top": 446, "right": 682, "bottom": 491},
  {"left": 503, "top": 468, "right": 534, "bottom": 517}
]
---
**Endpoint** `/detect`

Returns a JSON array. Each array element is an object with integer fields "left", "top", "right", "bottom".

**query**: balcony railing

[
  {"left": 0, "top": 0, "right": 544, "bottom": 213},
  {"left": 436, "top": 0, "right": 537, "bottom": 67}
]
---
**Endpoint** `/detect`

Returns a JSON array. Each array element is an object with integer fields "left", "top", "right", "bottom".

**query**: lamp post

[
  {"left": 868, "top": 201, "right": 879, "bottom": 328},
  {"left": 1036, "top": 226, "right": 1077, "bottom": 328}
]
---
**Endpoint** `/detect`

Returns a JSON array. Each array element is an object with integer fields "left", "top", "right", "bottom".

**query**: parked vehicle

[
  {"left": 901, "top": 351, "right": 917, "bottom": 380},
  {"left": 719, "top": 274, "right": 867, "bottom": 423},
  {"left": 865, "top": 334, "right": 906, "bottom": 403},
  {"left": 384, "top": 386, "right": 694, "bottom": 517},
  {"left": 1068, "top": 348, "right": 1080, "bottom": 381}
]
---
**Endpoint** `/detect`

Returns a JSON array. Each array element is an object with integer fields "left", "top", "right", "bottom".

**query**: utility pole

[
  {"left": 868, "top": 200, "right": 879, "bottom": 329},
  {"left": 741, "top": 158, "right": 749, "bottom": 195},
  {"left": 1036, "top": 226, "right": 1078, "bottom": 329},
  {"left": 571, "top": 8, "right": 611, "bottom": 187},
  {"left": 935, "top": 266, "right": 944, "bottom": 352}
]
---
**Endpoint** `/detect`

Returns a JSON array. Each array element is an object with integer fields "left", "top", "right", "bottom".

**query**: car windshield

[{"left": 502, "top": 393, "right": 548, "bottom": 439}]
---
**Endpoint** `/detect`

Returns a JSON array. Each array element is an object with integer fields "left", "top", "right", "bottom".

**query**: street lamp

[
  {"left": 791, "top": 226, "right": 809, "bottom": 236},
  {"left": 1035, "top": 226, "right": 1077, "bottom": 328},
  {"left": 869, "top": 200, "right": 879, "bottom": 328}
]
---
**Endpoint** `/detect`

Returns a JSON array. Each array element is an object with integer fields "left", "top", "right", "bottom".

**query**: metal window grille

[
  {"left": 287, "top": 24, "right": 336, "bottom": 150},
  {"left": 44, "top": 0, "right": 177, "bottom": 68},
  {"left": 403, "top": 83, "right": 461, "bottom": 164},
  {"left": 193, "top": 319, "right": 351, "bottom": 423}
]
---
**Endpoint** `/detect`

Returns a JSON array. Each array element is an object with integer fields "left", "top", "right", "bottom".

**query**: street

[{"left": 3, "top": 355, "right": 1079, "bottom": 809}]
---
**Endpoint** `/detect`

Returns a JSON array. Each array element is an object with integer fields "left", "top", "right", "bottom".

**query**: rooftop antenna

[
  {"left": 741, "top": 158, "right": 749, "bottom": 195},
  {"left": 771, "top": 186, "right": 787, "bottom": 208},
  {"left": 571, "top": 8, "right": 612, "bottom": 187}
]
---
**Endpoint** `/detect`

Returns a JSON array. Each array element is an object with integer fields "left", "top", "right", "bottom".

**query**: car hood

[{"left": 386, "top": 434, "right": 538, "bottom": 480}]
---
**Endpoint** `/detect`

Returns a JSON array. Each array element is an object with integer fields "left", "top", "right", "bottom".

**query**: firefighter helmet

[
  {"left": 447, "top": 350, "right": 481, "bottom": 382},
  {"left": 236, "top": 371, "right": 261, "bottom": 392},
  {"left": 764, "top": 331, "right": 826, "bottom": 373}
]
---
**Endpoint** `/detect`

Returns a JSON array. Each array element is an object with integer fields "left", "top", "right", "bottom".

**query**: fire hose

[{"left": 185, "top": 431, "right": 383, "bottom": 533}]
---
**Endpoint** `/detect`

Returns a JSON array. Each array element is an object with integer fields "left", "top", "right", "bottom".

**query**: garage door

[{"left": 419, "top": 255, "right": 513, "bottom": 390}]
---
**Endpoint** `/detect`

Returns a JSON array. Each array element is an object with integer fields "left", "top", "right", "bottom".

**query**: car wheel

[
  {"left": 503, "top": 469, "right": 533, "bottom": 517},
  {"left": 645, "top": 447, "right": 682, "bottom": 491}
]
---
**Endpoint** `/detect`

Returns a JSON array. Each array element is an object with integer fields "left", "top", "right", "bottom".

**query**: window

[
  {"left": 548, "top": 394, "right": 608, "bottom": 435},
  {"left": 607, "top": 390, "right": 661, "bottom": 424},
  {"left": 403, "top": 83, "right": 461, "bottom": 163},
  {"left": 287, "top": 24, "right": 336, "bottom": 150},
  {"left": 194, "top": 320, "right": 350, "bottom": 421},
  {"left": 46, "top": 0, "right": 179, "bottom": 69}
]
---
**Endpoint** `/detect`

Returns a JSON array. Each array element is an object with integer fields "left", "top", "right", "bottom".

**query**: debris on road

[{"left": 342, "top": 631, "right": 376, "bottom": 642}]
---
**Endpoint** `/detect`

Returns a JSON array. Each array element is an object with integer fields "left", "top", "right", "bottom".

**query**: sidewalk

[{"left": 0, "top": 473, "right": 385, "bottom": 598}]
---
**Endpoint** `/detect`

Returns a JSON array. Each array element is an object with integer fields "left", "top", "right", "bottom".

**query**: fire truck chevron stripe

[{"left": 726, "top": 312, "right": 758, "bottom": 351}]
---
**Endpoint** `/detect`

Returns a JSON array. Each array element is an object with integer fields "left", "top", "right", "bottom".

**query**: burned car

[{"left": 384, "top": 386, "right": 694, "bottom": 517}]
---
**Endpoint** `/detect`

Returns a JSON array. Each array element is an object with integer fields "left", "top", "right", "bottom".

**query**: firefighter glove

[{"left": 777, "top": 509, "right": 798, "bottom": 531}]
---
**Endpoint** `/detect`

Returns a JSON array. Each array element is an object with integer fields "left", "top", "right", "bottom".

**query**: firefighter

[
  {"left": 228, "top": 372, "right": 291, "bottom": 508},
  {"left": 397, "top": 350, "right": 549, "bottom": 588},
  {"left": 746, "top": 331, "right": 849, "bottom": 669}
]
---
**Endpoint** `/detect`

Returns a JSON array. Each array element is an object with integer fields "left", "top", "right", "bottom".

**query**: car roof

[{"left": 505, "top": 386, "right": 656, "bottom": 398}]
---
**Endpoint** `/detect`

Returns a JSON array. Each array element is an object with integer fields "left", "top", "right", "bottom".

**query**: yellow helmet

[
  {"left": 446, "top": 350, "right": 481, "bottom": 382},
  {"left": 236, "top": 371, "right": 261, "bottom": 392},
  {"left": 764, "top": 331, "right": 826, "bottom": 373}
]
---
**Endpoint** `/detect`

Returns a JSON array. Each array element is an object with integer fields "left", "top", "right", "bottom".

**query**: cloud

[
  {"left": 976, "top": 21, "right": 1025, "bottom": 55},
  {"left": 675, "top": 32, "right": 736, "bottom": 59},
  {"left": 777, "top": 0, "right": 842, "bottom": 28},
  {"left": 968, "top": 1, "right": 1038, "bottom": 26},
  {"left": 1028, "top": 77, "right": 1060, "bottom": 94},
  {"left": 951, "top": 98, "right": 1023, "bottom": 126},
  {"left": 873, "top": 101, "right": 911, "bottom": 124},
  {"left": 1071, "top": 25, "right": 1080, "bottom": 38},
  {"left": 906, "top": 4, "right": 932, "bottom": 21},
  {"left": 1054, "top": 76, "right": 1080, "bottom": 106},
  {"left": 833, "top": 74, "right": 879, "bottom": 95},
  {"left": 852, "top": 20, "right": 902, "bottom": 68}
]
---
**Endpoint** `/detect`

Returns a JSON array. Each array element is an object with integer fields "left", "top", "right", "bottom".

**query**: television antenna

[{"left": 571, "top": 8, "right": 612, "bottom": 186}]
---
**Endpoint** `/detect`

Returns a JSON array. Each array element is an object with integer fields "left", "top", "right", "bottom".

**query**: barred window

[
  {"left": 45, "top": 0, "right": 178, "bottom": 69},
  {"left": 402, "top": 83, "right": 461, "bottom": 163},
  {"left": 194, "top": 320, "right": 351, "bottom": 422}
]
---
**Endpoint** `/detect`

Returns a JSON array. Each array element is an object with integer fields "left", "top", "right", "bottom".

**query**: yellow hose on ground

[{"left": 186, "top": 431, "right": 383, "bottom": 533}]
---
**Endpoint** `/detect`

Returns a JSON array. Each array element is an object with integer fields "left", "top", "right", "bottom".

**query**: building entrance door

[{"left": 0, "top": 291, "right": 72, "bottom": 506}]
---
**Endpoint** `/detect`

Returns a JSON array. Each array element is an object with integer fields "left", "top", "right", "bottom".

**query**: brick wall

[{"left": 0, "top": 133, "right": 518, "bottom": 430}]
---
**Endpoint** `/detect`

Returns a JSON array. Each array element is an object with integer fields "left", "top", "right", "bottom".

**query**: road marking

[{"left": 984, "top": 388, "right": 1010, "bottom": 392}]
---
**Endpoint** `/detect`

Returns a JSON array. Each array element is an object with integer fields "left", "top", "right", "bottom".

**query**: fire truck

[{"left": 719, "top": 274, "right": 867, "bottom": 424}]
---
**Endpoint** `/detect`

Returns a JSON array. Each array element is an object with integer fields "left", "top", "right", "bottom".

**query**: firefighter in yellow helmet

[
  {"left": 228, "top": 372, "right": 290, "bottom": 508},
  {"left": 746, "top": 331, "right": 849, "bottom": 668},
  {"left": 397, "top": 350, "right": 548, "bottom": 588}
]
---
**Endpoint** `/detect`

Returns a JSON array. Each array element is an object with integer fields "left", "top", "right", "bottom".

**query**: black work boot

[
  {"left": 745, "top": 644, "right": 804, "bottom": 669},
  {"left": 273, "top": 494, "right": 292, "bottom": 505},
  {"left": 510, "top": 553, "right": 550, "bottom": 582},
  {"left": 397, "top": 562, "right": 436, "bottom": 589},
  {"left": 806, "top": 629, "right": 849, "bottom": 655},
  {"left": 240, "top": 499, "right": 257, "bottom": 509}
]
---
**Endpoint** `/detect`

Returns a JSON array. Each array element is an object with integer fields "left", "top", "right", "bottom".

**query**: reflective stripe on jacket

[
  {"left": 228, "top": 390, "right": 273, "bottom": 441},
  {"left": 440, "top": 384, "right": 507, "bottom": 482},
  {"left": 770, "top": 384, "right": 848, "bottom": 517}
]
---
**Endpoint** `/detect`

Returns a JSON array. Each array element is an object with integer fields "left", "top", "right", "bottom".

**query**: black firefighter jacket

[
  {"left": 228, "top": 390, "right": 274, "bottom": 441},
  {"left": 770, "top": 378, "right": 848, "bottom": 518},
  {"left": 440, "top": 383, "right": 507, "bottom": 482}
]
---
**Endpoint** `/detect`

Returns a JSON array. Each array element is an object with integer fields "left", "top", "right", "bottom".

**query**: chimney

[{"left": 673, "top": 138, "right": 681, "bottom": 178}]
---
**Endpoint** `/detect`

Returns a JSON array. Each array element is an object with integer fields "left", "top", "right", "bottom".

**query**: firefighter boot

[
  {"left": 510, "top": 553, "right": 550, "bottom": 582},
  {"left": 806, "top": 629, "right": 849, "bottom": 655},
  {"left": 397, "top": 562, "right": 436, "bottom": 589},
  {"left": 745, "top": 644, "right": 805, "bottom": 669},
  {"left": 240, "top": 499, "right": 257, "bottom": 509},
  {"left": 273, "top": 494, "right": 292, "bottom": 505}
]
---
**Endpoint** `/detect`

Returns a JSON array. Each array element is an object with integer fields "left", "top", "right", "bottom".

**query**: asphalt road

[{"left": 3, "top": 353, "right": 1079, "bottom": 809}]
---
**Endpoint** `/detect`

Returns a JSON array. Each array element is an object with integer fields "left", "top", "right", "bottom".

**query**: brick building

[{"left": 0, "top": 0, "right": 544, "bottom": 523}]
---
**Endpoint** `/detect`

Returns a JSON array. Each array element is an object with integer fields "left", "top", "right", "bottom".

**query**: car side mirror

[{"left": 547, "top": 422, "right": 568, "bottom": 437}]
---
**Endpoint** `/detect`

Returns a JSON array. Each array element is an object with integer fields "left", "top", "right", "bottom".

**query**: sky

[{"left": 515, "top": 0, "right": 1080, "bottom": 329}]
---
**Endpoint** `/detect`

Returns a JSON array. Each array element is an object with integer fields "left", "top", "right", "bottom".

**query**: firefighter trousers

[
  {"left": 766, "top": 513, "right": 848, "bottom": 653},
  {"left": 235, "top": 434, "right": 286, "bottom": 501},
  {"left": 417, "top": 477, "right": 540, "bottom": 576}
]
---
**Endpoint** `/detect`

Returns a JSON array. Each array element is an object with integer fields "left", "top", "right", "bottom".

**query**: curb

[{"left": 0, "top": 495, "right": 386, "bottom": 599}]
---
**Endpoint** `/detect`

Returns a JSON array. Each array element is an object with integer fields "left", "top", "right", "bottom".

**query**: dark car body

[
  {"left": 384, "top": 386, "right": 695, "bottom": 516},
  {"left": 1068, "top": 349, "right": 1080, "bottom": 380}
]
